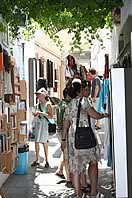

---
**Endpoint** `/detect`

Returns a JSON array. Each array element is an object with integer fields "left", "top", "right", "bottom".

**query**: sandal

[
  {"left": 65, "top": 181, "right": 73, "bottom": 188},
  {"left": 81, "top": 183, "right": 91, "bottom": 194},
  {"left": 45, "top": 162, "right": 49, "bottom": 168},
  {"left": 31, "top": 161, "right": 40, "bottom": 167},
  {"left": 90, "top": 192, "right": 105, "bottom": 198},
  {"left": 56, "top": 180, "right": 66, "bottom": 184},
  {"left": 55, "top": 172, "right": 65, "bottom": 179}
]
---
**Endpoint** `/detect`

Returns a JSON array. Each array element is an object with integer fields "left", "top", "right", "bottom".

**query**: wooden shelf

[
  {"left": 6, "top": 150, "right": 11, "bottom": 155},
  {"left": 9, "top": 101, "right": 16, "bottom": 105},
  {"left": 2, "top": 166, "right": 6, "bottom": 172},
  {"left": 14, "top": 93, "right": 20, "bottom": 96},
  {"left": 0, "top": 66, "right": 27, "bottom": 178},
  {"left": 7, "top": 136, "right": 11, "bottom": 140},
  {"left": 11, "top": 127, "right": 17, "bottom": 130},
  {"left": 10, "top": 113, "right": 17, "bottom": 116},
  {"left": 4, "top": 150, "right": 12, "bottom": 174},
  {"left": 0, "top": 63, "right": 24, "bottom": 178},
  {"left": 11, "top": 167, "right": 17, "bottom": 174},
  {"left": 0, "top": 152, "right": 6, "bottom": 172},
  {"left": 14, "top": 83, "right": 20, "bottom": 86},
  {"left": 1, "top": 151, "right": 6, "bottom": 155},
  {"left": 11, "top": 139, "right": 18, "bottom": 144}
]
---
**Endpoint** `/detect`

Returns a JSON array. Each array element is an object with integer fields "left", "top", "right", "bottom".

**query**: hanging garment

[
  {"left": 46, "top": 60, "right": 53, "bottom": 88},
  {"left": 65, "top": 64, "right": 71, "bottom": 78},
  {"left": 103, "top": 79, "right": 109, "bottom": 109},
  {"left": 97, "top": 80, "right": 103, "bottom": 113},
  {"left": 0, "top": 52, "right": 3, "bottom": 72},
  {"left": 104, "top": 93, "right": 112, "bottom": 167},
  {"left": 67, "top": 55, "right": 75, "bottom": 70}
]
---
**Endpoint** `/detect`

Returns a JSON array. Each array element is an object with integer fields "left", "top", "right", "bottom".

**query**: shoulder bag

[{"left": 75, "top": 98, "right": 97, "bottom": 149}]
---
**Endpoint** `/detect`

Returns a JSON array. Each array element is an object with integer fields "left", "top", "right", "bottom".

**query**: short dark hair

[
  {"left": 89, "top": 68, "right": 96, "bottom": 75},
  {"left": 82, "top": 80, "right": 91, "bottom": 89},
  {"left": 63, "top": 88, "right": 68, "bottom": 99},
  {"left": 68, "top": 82, "right": 81, "bottom": 99}
]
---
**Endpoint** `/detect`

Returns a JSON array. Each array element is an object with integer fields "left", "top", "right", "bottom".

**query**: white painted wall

[
  {"left": 121, "top": 0, "right": 132, "bottom": 29},
  {"left": 110, "top": 25, "right": 120, "bottom": 65},
  {"left": 110, "top": 0, "right": 132, "bottom": 65},
  {"left": 91, "top": 28, "right": 112, "bottom": 75},
  {"left": 111, "top": 69, "right": 128, "bottom": 197},
  {"left": 12, "top": 39, "right": 23, "bottom": 76},
  {"left": 23, "top": 35, "right": 63, "bottom": 133}
]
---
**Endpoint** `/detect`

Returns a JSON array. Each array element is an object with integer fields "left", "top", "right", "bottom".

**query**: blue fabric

[
  {"left": 98, "top": 79, "right": 109, "bottom": 112},
  {"left": 103, "top": 79, "right": 109, "bottom": 105},
  {"left": 48, "top": 118, "right": 55, "bottom": 124},
  {"left": 107, "top": 143, "right": 112, "bottom": 167},
  {"left": 37, "top": 103, "right": 47, "bottom": 120},
  {"left": 97, "top": 81, "right": 102, "bottom": 113}
]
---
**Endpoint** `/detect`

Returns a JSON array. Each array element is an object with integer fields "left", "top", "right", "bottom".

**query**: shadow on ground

[{"left": 1, "top": 136, "right": 114, "bottom": 198}]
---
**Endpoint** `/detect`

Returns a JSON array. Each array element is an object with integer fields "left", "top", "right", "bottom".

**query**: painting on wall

[{"left": 2, "top": 21, "right": 8, "bottom": 47}]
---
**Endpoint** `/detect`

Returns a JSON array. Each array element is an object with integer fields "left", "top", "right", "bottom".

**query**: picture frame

[
  {"left": 18, "top": 100, "right": 26, "bottom": 110},
  {"left": 0, "top": 81, "right": 4, "bottom": 99},
  {"left": 0, "top": 100, "right": 2, "bottom": 115},
  {"left": 20, "top": 121, "right": 27, "bottom": 135},
  {"left": 2, "top": 21, "right": 8, "bottom": 47}
]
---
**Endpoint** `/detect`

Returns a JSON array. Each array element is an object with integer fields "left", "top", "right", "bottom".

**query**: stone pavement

[{"left": 1, "top": 131, "right": 114, "bottom": 198}]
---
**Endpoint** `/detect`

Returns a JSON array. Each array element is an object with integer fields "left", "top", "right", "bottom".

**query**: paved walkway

[{"left": 1, "top": 132, "right": 114, "bottom": 198}]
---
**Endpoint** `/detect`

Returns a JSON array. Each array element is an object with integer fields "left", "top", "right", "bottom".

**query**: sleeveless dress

[{"left": 34, "top": 103, "right": 49, "bottom": 143}]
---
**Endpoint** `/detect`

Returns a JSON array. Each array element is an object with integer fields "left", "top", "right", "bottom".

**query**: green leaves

[{"left": 0, "top": 0, "right": 123, "bottom": 49}]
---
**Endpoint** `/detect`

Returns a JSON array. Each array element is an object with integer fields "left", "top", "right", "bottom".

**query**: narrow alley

[{"left": 1, "top": 126, "right": 114, "bottom": 198}]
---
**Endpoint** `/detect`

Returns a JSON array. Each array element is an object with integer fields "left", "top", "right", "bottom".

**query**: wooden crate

[
  {"left": 0, "top": 81, "right": 4, "bottom": 99},
  {"left": 11, "top": 128, "right": 18, "bottom": 144},
  {"left": 17, "top": 110, "right": 26, "bottom": 121},
  {"left": 0, "top": 152, "right": 6, "bottom": 172},
  {"left": 0, "top": 114, "right": 7, "bottom": 131},
  {"left": 18, "top": 134, "right": 27, "bottom": 144},
  {"left": 20, "top": 80, "right": 27, "bottom": 100},
  {"left": 4, "top": 150, "right": 12, "bottom": 174},
  {"left": 11, "top": 143, "right": 18, "bottom": 172}
]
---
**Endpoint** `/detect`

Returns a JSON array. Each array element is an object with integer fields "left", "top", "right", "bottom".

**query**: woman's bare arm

[
  {"left": 37, "top": 103, "right": 53, "bottom": 118},
  {"left": 47, "top": 103, "right": 53, "bottom": 118},
  {"left": 87, "top": 106, "right": 108, "bottom": 119},
  {"left": 62, "top": 119, "right": 71, "bottom": 140}
]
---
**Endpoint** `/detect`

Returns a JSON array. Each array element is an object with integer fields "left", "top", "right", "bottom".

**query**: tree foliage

[{"left": 0, "top": 0, "right": 123, "bottom": 49}]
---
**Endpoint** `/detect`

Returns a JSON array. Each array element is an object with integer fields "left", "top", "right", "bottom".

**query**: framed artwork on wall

[
  {"left": 0, "top": 81, "right": 4, "bottom": 99},
  {"left": 2, "top": 21, "right": 8, "bottom": 47}
]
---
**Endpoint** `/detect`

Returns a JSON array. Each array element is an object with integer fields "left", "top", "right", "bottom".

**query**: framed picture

[
  {"left": 2, "top": 21, "right": 8, "bottom": 47},
  {"left": 0, "top": 81, "right": 4, "bottom": 99},
  {"left": 0, "top": 100, "right": 2, "bottom": 115},
  {"left": 18, "top": 100, "right": 26, "bottom": 110},
  {"left": 20, "top": 121, "right": 27, "bottom": 135}
]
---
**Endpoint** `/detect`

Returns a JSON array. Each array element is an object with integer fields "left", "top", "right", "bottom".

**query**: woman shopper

[
  {"left": 61, "top": 81, "right": 108, "bottom": 198},
  {"left": 31, "top": 87, "right": 53, "bottom": 168},
  {"left": 55, "top": 87, "right": 71, "bottom": 186},
  {"left": 80, "top": 80, "right": 92, "bottom": 194},
  {"left": 81, "top": 80, "right": 102, "bottom": 195}
]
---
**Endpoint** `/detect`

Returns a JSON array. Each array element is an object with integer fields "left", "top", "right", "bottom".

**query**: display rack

[{"left": 0, "top": 57, "right": 27, "bottom": 176}]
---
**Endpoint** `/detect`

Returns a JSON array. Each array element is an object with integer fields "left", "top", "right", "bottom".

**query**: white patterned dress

[{"left": 64, "top": 97, "right": 99, "bottom": 174}]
